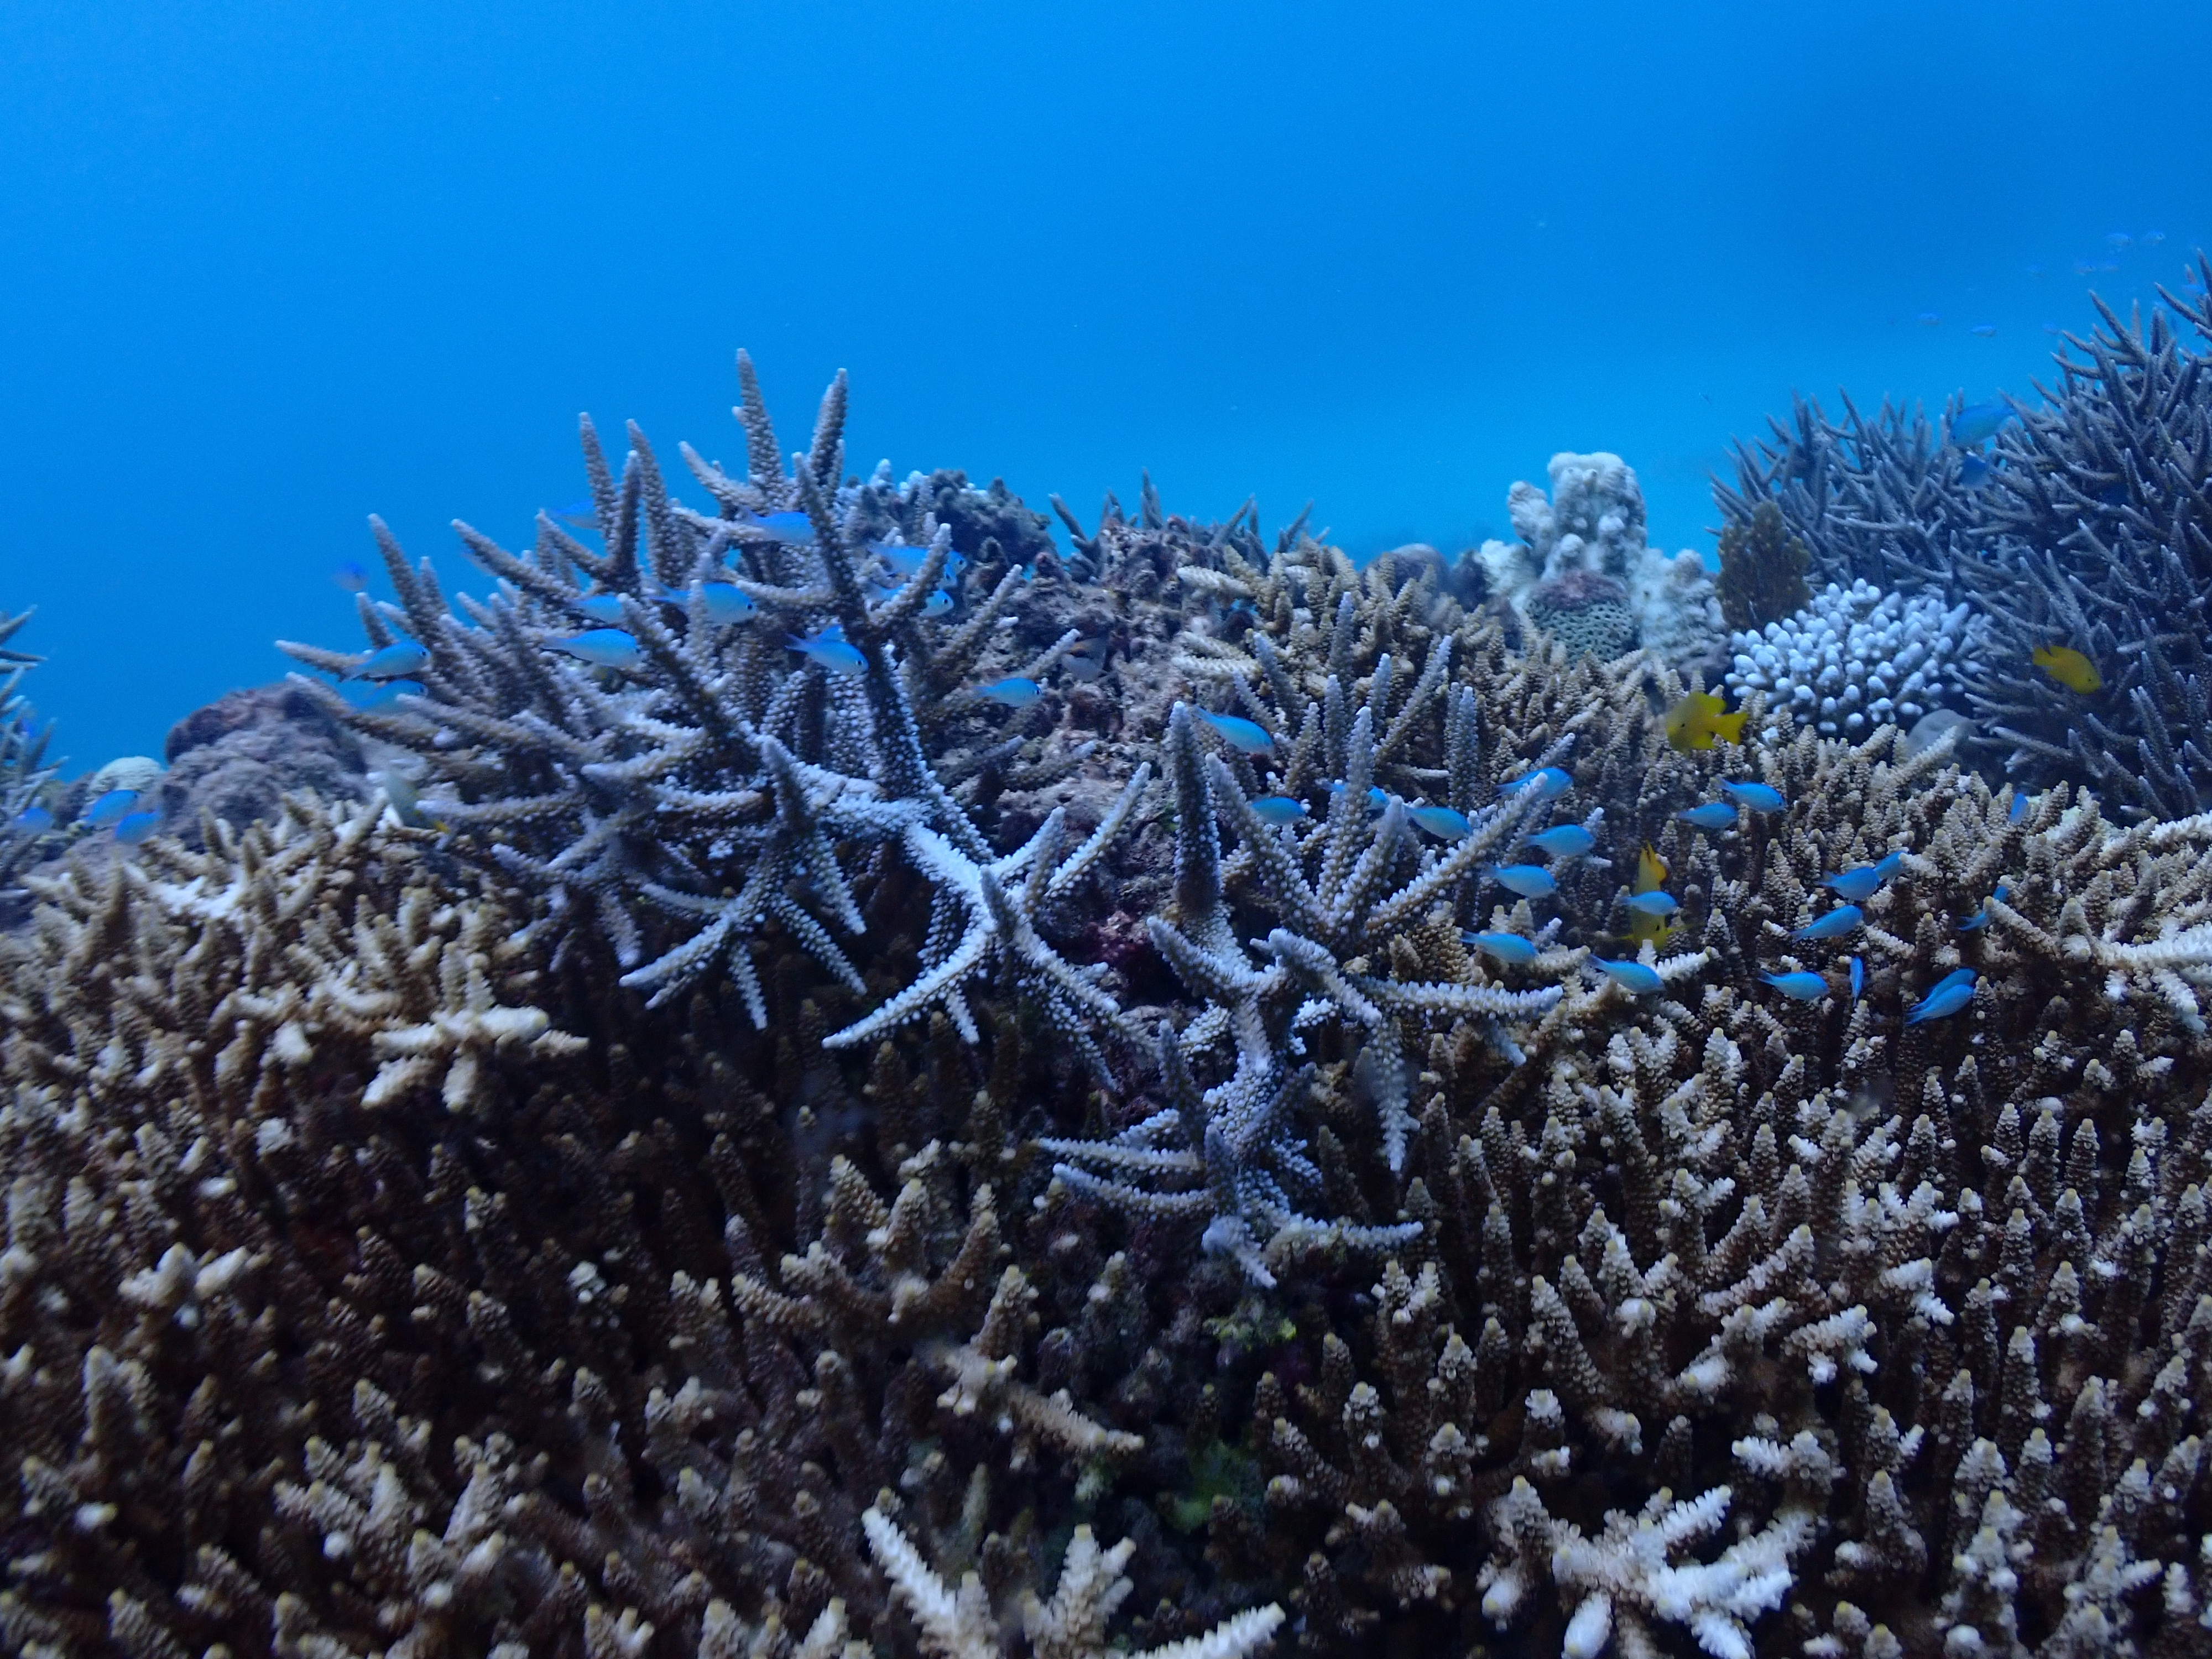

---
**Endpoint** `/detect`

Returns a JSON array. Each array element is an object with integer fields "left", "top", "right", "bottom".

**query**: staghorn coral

[
  {"left": 281, "top": 356, "right": 1121, "bottom": 1069},
  {"left": 1, "top": 607, "right": 59, "bottom": 907},
  {"left": 1717, "top": 254, "right": 2212, "bottom": 819}
]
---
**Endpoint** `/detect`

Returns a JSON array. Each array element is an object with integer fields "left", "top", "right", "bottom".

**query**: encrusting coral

[
  {"left": 6, "top": 361, "right": 2212, "bottom": 1658},
  {"left": 1478, "top": 451, "right": 1726, "bottom": 672}
]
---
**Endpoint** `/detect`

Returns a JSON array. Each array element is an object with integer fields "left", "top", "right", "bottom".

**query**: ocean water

[{"left": 2, "top": 0, "right": 2206, "bottom": 770}]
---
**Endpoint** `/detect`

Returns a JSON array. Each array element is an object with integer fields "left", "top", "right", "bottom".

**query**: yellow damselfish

[
  {"left": 1627, "top": 842, "right": 1676, "bottom": 947},
  {"left": 2032, "top": 644, "right": 2102, "bottom": 693},
  {"left": 1665, "top": 690, "right": 1748, "bottom": 752}
]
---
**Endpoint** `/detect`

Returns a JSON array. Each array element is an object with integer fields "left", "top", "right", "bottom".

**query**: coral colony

[{"left": 6, "top": 281, "right": 2212, "bottom": 1659}]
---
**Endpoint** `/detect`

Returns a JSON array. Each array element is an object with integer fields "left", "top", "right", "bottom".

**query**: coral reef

[
  {"left": 6, "top": 363, "right": 2212, "bottom": 1658},
  {"left": 1717, "top": 254, "right": 2212, "bottom": 820},
  {"left": 1478, "top": 452, "right": 1725, "bottom": 672},
  {"left": 157, "top": 681, "right": 373, "bottom": 844},
  {"left": 1725, "top": 578, "right": 1988, "bottom": 742}
]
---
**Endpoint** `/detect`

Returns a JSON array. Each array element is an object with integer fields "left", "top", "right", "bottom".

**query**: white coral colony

[{"left": 1726, "top": 577, "right": 1988, "bottom": 739}]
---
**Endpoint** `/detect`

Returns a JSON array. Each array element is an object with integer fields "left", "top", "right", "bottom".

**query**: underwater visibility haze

[{"left": 6, "top": 3, "right": 2212, "bottom": 1657}]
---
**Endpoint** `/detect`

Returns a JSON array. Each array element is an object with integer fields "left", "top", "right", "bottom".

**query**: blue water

[{"left": 4, "top": 0, "right": 2207, "bottom": 768}]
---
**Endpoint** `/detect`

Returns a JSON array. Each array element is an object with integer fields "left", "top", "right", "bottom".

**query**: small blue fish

[
  {"left": 922, "top": 591, "right": 953, "bottom": 618},
  {"left": 552, "top": 629, "right": 644, "bottom": 670},
  {"left": 1250, "top": 796, "right": 1309, "bottom": 826},
  {"left": 1504, "top": 766, "right": 1572, "bottom": 801},
  {"left": 373, "top": 769, "right": 447, "bottom": 830},
  {"left": 333, "top": 560, "right": 369, "bottom": 593},
  {"left": 13, "top": 804, "right": 55, "bottom": 833},
  {"left": 1958, "top": 453, "right": 1993, "bottom": 490},
  {"left": 577, "top": 593, "right": 628, "bottom": 624},
  {"left": 1462, "top": 931, "right": 1537, "bottom": 965},
  {"left": 347, "top": 641, "right": 431, "bottom": 682},
  {"left": 113, "top": 811, "right": 160, "bottom": 846},
  {"left": 1198, "top": 710, "right": 1276, "bottom": 755},
  {"left": 1677, "top": 802, "right": 1738, "bottom": 830},
  {"left": 1487, "top": 864, "right": 1557, "bottom": 899},
  {"left": 1525, "top": 824, "right": 1595, "bottom": 858},
  {"left": 339, "top": 679, "right": 423, "bottom": 712},
  {"left": 1822, "top": 851, "right": 1905, "bottom": 903},
  {"left": 1848, "top": 956, "right": 1865, "bottom": 999},
  {"left": 84, "top": 789, "right": 140, "bottom": 828},
  {"left": 1958, "top": 883, "right": 2010, "bottom": 931},
  {"left": 979, "top": 677, "right": 1041, "bottom": 707},
  {"left": 1592, "top": 957, "right": 1664, "bottom": 995},
  {"left": 1951, "top": 403, "right": 2012, "bottom": 447},
  {"left": 1623, "top": 891, "right": 1680, "bottom": 917},
  {"left": 698, "top": 583, "right": 758, "bottom": 625},
  {"left": 1968, "top": 324, "right": 1997, "bottom": 339},
  {"left": 2106, "top": 231, "right": 2132, "bottom": 250},
  {"left": 551, "top": 498, "right": 598, "bottom": 529},
  {"left": 1793, "top": 905, "right": 1864, "bottom": 941},
  {"left": 755, "top": 510, "right": 815, "bottom": 545},
  {"left": 1721, "top": 781, "right": 1786, "bottom": 813},
  {"left": 1327, "top": 782, "right": 1390, "bottom": 811},
  {"left": 2008, "top": 793, "right": 2030, "bottom": 825},
  {"left": 1908, "top": 970, "right": 1976, "bottom": 1024},
  {"left": 872, "top": 542, "right": 928, "bottom": 575},
  {"left": 2143, "top": 229, "right": 2167, "bottom": 246},
  {"left": 788, "top": 625, "right": 868, "bottom": 675},
  {"left": 1409, "top": 805, "right": 1473, "bottom": 840},
  {"left": 1916, "top": 312, "right": 1943, "bottom": 326},
  {"left": 1762, "top": 971, "right": 1828, "bottom": 1001}
]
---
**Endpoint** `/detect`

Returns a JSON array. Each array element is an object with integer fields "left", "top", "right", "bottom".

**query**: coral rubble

[{"left": 5, "top": 363, "right": 2212, "bottom": 1658}]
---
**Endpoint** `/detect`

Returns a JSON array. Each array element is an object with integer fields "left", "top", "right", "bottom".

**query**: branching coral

[
  {"left": 1725, "top": 578, "right": 1989, "bottom": 742},
  {"left": 1718, "top": 254, "right": 2212, "bottom": 818},
  {"left": 860, "top": 1505, "right": 1282, "bottom": 1659},
  {"left": 0, "top": 607, "right": 58, "bottom": 903},
  {"left": 283, "top": 356, "right": 1117, "bottom": 1066}
]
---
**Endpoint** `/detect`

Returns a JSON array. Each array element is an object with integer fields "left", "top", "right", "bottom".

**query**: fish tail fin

[{"left": 1711, "top": 706, "right": 1749, "bottom": 744}]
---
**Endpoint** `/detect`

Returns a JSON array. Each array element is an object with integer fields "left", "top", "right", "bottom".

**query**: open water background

[{"left": 3, "top": 0, "right": 2208, "bottom": 768}]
